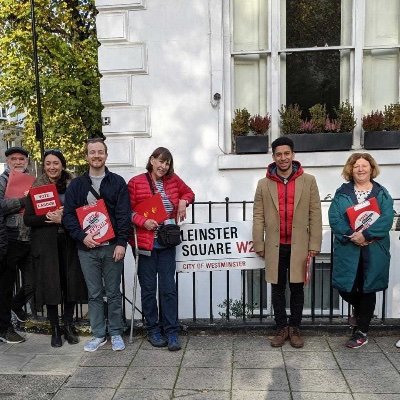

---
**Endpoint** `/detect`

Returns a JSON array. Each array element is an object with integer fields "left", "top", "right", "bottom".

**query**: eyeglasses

[{"left": 86, "top": 137, "right": 105, "bottom": 144}]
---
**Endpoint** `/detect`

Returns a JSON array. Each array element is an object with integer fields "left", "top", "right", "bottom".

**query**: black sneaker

[
  {"left": 12, "top": 308, "right": 28, "bottom": 323},
  {"left": 0, "top": 327, "right": 26, "bottom": 344},
  {"left": 346, "top": 330, "right": 368, "bottom": 349}
]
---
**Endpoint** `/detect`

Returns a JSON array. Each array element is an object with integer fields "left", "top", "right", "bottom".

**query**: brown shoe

[
  {"left": 289, "top": 326, "right": 304, "bottom": 348},
  {"left": 270, "top": 326, "right": 289, "bottom": 347}
]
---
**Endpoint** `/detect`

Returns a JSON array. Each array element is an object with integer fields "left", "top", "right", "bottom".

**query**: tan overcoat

[{"left": 252, "top": 173, "right": 322, "bottom": 284}]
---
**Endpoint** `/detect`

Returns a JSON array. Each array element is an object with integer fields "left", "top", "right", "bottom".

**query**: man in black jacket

[
  {"left": 0, "top": 147, "right": 33, "bottom": 344},
  {"left": 63, "top": 138, "right": 131, "bottom": 352}
]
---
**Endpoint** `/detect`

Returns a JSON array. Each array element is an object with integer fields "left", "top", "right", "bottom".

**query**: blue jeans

[
  {"left": 137, "top": 245, "right": 178, "bottom": 335},
  {"left": 78, "top": 245, "right": 123, "bottom": 337}
]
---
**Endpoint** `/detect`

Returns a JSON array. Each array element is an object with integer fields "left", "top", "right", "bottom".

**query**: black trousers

[
  {"left": 339, "top": 255, "right": 376, "bottom": 333},
  {"left": 271, "top": 244, "right": 304, "bottom": 329},
  {"left": 0, "top": 240, "right": 33, "bottom": 330}
]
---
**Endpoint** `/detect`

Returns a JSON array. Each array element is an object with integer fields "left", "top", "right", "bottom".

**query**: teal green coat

[{"left": 328, "top": 181, "right": 394, "bottom": 293}]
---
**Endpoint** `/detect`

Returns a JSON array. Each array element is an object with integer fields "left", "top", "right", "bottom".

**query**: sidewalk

[{"left": 1, "top": 332, "right": 400, "bottom": 399}]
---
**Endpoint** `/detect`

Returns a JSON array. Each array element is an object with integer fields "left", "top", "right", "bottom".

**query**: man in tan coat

[{"left": 253, "top": 137, "right": 322, "bottom": 348}]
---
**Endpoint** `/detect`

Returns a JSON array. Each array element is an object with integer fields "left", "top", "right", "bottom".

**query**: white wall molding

[
  {"left": 100, "top": 75, "right": 132, "bottom": 105},
  {"left": 98, "top": 43, "right": 148, "bottom": 74},
  {"left": 102, "top": 106, "right": 150, "bottom": 136},
  {"left": 103, "top": 137, "right": 134, "bottom": 166},
  {"left": 96, "top": 0, "right": 146, "bottom": 11},
  {"left": 96, "top": 12, "right": 128, "bottom": 42}
]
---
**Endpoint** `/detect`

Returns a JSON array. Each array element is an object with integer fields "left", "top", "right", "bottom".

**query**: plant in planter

[
  {"left": 334, "top": 100, "right": 357, "bottom": 133},
  {"left": 363, "top": 104, "right": 400, "bottom": 149},
  {"left": 279, "top": 104, "right": 302, "bottom": 134},
  {"left": 249, "top": 113, "right": 271, "bottom": 135},
  {"left": 232, "top": 109, "right": 270, "bottom": 154},
  {"left": 281, "top": 102, "right": 353, "bottom": 152}
]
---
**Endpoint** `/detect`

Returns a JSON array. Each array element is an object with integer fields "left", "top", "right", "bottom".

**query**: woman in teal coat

[{"left": 329, "top": 153, "right": 394, "bottom": 349}]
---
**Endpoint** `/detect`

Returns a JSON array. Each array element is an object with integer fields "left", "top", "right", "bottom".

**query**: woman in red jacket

[{"left": 128, "top": 147, "right": 194, "bottom": 351}]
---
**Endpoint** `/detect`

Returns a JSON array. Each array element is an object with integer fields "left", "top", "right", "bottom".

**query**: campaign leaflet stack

[
  {"left": 134, "top": 193, "right": 168, "bottom": 223},
  {"left": 5, "top": 170, "right": 35, "bottom": 199},
  {"left": 346, "top": 197, "right": 381, "bottom": 232},
  {"left": 76, "top": 199, "right": 115, "bottom": 243},
  {"left": 29, "top": 184, "right": 61, "bottom": 216}
]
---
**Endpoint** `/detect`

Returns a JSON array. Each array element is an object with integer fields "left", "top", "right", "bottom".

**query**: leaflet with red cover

[
  {"left": 29, "top": 184, "right": 61, "bottom": 216},
  {"left": 346, "top": 197, "right": 381, "bottom": 231},
  {"left": 304, "top": 255, "right": 312, "bottom": 286},
  {"left": 4, "top": 170, "right": 35, "bottom": 199},
  {"left": 134, "top": 193, "right": 168, "bottom": 223},
  {"left": 76, "top": 199, "right": 115, "bottom": 243}
]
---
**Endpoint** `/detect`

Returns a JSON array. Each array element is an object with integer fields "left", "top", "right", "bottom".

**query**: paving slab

[
  {"left": 343, "top": 368, "right": 400, "bottom": 393},
  {"left": 131, "top": 349, "right": 183, "bottom": 367},
  {"left": 232, "top": 390, "right": 291, "bottom": 400},
  {"left": 291, "top": 393, "right": 353, "bottom": 400},
  {"left": 232, "top": 368, "right": 289, "bottom": 392},
  {"left": 114, "top": 388, "right": 173, "bottom": 399},
  {"left": 374, "top": 336, "right": 400, "bottom": 353},
  {"left": 121, "top": 366, "right": 179, "bottom": 389},
  {"left": 385, "top": 352, "right": 400, "bottom": 371},
  {"left": 281, "top": 336, "right": 329, "bottom": 352},
  {"left": 52, "top": 387, "right": 116, "bottom": 400},
  {"left": 182, "top": 349, "right": 231, "bottom": 368},
  {"left": 233, "top": 335, "right": 276, "bottom": 351},
  {"left": 0, "top": 374, "right": 66, "bottom": 400},
  {"left": 327, "top": 336, "right": 381, "bottom": 352},
  {"left": 80, "top": 347, "right": 138, "bottom": 367},
  {"left": 334, "top": 351, "right": 394, "bottom": 370},
  {"left": 0, "top": 353, "right": 34, "bottom": 373},
  {"left": 284, "top": 351, "right": 338, "bottom": 370},
  {"left": 173, "top": 389, "right": 230, "bottom": 399},
  {"left": 287, "top": 369, "right": 350, "bottom": 393},
  {"left": 176, "top": 367, "right": 231, "bottom": 391},
  {"left": 65, "top": 366, "right": 127, "bottom": 388},
  {"left": 352, "top": 395, "right": 400, "bottom": 400},
  {"left": 186, "top": 335, "right": 233, "bottom": 350},
  {"left": 21, "top": 354, "right": 81, "bottom": 375},
  {"left": 233, "top": 350, "right": 284, "bottom": 369}
]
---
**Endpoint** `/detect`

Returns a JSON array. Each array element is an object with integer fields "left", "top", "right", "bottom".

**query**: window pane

[
  {"left": 282, "top": 0, "right": 351, "bottom": 48},
  {"left": 363, "top": 49, "right": 400, "bottom": 113},
  {"left": 365, "top": 0, "right": 400, "bottom": 46},
  {"left": 234, "top": 54, "right": 268, "bottom": 115},
  {"left": 233, "top": 0, "right": 268, "bottom": 51},
  {"left": 282, "top": 50, "right": 350, "bottom": 117}
]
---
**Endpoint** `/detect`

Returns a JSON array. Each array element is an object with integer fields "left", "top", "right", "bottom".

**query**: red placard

[
  {"left": 4, "top": 170, "right": 35, "bottom": 199},
  {"left": 76, "top": 199, "right": 115, "bottom": 243},
  {"left": 134, "top": 193, "right": 168, "bottom": 223},
  {"left": 29, "top": 184, "right": 61, "bottom": 216},
  {"left": 346, "top": 197, "right": 381, "bottom": 231},
  {"left": 304, "top": 255, "right": 312, "bottom": 286}
]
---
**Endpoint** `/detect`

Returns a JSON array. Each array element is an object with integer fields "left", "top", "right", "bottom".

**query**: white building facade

[{"left": 95, "top": 0, "right": 400, "bottom": 321}]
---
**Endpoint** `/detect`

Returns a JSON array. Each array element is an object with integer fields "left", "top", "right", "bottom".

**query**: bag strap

[
  {"left": 89, "top": 186, "right": 101, "bottom": 200},
  {"left": 145, "top": 173, "right": 156, "bottom": 195}
]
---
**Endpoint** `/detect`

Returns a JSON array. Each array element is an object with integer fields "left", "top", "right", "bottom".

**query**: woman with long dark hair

[{"left": 24, "top": 150, "right": 87, "bottom": 347}]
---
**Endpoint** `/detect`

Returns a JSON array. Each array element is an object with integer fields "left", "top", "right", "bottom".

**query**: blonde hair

[{"left": 342, "top": 153, "right": 380, "bottom": 182}]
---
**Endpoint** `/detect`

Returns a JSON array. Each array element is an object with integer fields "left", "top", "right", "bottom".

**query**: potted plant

[
  {"left": 281, "top": 101, "right": 354, "bottom": 152},
  {"left": 232, "top": 109, "right": 270, "bottom": 154},
  {"left": 363, "top": 104, "right": 400, "bottom": 150}
]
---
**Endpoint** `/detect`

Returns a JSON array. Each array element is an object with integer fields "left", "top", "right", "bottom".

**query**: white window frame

[{"left": 227, "top": 0, "right": 400, "bottom": 154}]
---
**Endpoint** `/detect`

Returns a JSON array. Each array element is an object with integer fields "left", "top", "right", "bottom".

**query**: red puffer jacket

[
  {"left": 266, "top": 161, "right": 303, "bottom": 244},
  {"left": 128, "top": 172, "right": 195, "bottom": 250}
]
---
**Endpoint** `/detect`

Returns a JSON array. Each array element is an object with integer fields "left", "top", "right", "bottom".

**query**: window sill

[{"left": 218, "top": 149, "right": 400, "bottom": 170}]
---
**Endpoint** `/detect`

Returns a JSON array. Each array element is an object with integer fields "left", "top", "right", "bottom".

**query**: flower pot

[
  {"left": 285, "top": 132, "right": 353, "bottom": 152},
  {"left": 363, "top": 130, "right": 400, "bottom": 150},
  {"left": 235, "top": 135, "right": 269, "bottom": 154}
]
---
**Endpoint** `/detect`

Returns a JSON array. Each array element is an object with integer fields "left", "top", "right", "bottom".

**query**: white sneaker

[
  {"left": 396, "top": 339, "right": 400, "bottom": 348},
  {"left": 84, "top": 337, "right": 107, "bottom": 352},
  {"left": 111, "top": 335, "right": 125, "bottom": 351}
]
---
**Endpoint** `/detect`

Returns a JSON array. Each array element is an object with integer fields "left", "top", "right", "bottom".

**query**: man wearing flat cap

[{"left": 0, "top": 146, "right": 33, "bottom": 343}]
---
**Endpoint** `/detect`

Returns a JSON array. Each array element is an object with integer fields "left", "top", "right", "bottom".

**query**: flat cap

[{"left": 5, "top": 146, "right": 29, "bottom": 158}]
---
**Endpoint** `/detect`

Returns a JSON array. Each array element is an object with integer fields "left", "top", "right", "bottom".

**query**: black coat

[{"left": 24, "top": 174, "right": 87, "bottom": 307}]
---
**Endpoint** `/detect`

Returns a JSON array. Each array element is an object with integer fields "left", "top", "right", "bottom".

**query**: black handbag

[
  {"left": 157, "top": 224, "right": 181, "bottom": 247},
  {"left": 145, "top": 173, "right": 181, "bottom": 248}
]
